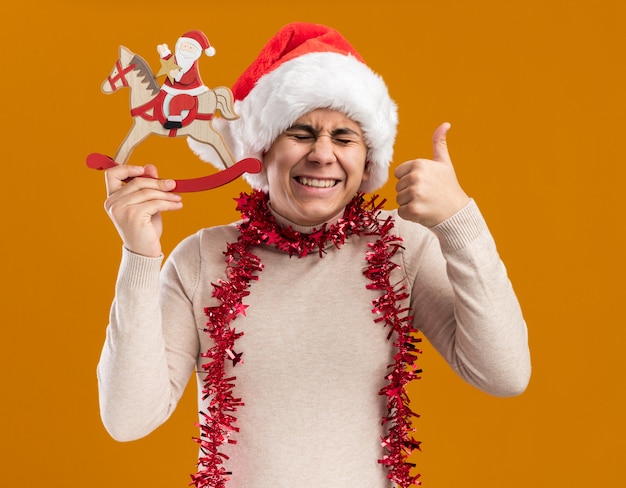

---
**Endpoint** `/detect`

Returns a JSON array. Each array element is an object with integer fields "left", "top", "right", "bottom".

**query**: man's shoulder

[
  {"left": 378, "top": 208, "right": 433, "bottom": 241},
  {"left": 195, "top": 221, "right": 241, "bottom": 244},
  {"left": 171, "top": 221, "right": 241, "bottom": 255}
]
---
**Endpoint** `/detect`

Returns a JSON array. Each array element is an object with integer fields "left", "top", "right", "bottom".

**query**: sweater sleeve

[
  {"left": 96, "top": 238, "right": 201, "bottom": 441},
  {"left": 403, "top": 200, "right": 531, "bottom": 397}
]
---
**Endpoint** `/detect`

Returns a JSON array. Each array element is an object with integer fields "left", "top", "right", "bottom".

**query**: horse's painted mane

[{"left": 131, "top": 54, "right": 160, "bottom": 95}]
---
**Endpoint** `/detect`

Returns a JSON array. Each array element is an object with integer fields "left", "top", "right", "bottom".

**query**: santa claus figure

[{"left": 157, "top": 30, "right": 216, "bottom": 129}]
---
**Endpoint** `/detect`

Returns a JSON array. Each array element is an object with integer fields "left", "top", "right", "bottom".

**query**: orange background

[{"left": 1, "top": 0, "right": 624, "bottom": 486}]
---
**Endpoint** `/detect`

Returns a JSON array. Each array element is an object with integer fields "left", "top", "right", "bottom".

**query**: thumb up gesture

[{"left": 394, "top": 123, "right": 470, "bottom": 227}]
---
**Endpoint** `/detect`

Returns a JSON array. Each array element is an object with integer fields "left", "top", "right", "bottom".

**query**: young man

[{"left": 98, "top": 22, "right": 530, "bottom": 488}]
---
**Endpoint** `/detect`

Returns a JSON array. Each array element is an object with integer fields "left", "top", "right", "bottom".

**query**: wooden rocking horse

[{"left": 86, "top": 43, "right": 260, "bottom": 192}]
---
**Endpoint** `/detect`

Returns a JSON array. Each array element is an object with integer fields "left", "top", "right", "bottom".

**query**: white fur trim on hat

[{"left": 189, "top": 51, "right": 397, "bottom": 192}]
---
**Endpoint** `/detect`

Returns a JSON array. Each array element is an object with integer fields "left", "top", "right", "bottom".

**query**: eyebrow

[{"left": 286, "top": 124, "right": 362, "bottom": 137}]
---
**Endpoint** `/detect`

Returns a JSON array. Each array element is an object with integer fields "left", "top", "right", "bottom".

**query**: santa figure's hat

[
  {"left": 189, "top": 22, "right": 397, "bottom": 192},
  {"left": 178, "top": 30, "right": 216, "bottom": 57}
]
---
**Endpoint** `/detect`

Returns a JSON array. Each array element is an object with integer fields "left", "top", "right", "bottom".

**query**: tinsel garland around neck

[{"left": 190, "top": 190, "right": 423, "bottom": 488}]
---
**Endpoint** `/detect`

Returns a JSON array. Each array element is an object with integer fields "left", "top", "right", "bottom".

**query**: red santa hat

[
  {"left": 189, "top": 22, "right": 397, "bottom": 192},
  {"left": 178, "top": 30, "right": 216, "bottom": 57}
]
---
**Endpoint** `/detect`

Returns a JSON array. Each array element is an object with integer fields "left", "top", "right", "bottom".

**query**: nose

[{"left": 307, "top": 135, "right": 337, "bottom": 165}]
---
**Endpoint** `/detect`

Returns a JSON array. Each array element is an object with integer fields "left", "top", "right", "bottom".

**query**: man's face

[{"left": 263, "top": 108, "right": 370, "bottom": 226}]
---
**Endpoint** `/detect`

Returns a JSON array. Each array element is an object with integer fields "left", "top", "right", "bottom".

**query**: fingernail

[{"left": 164, "top": 179, "right": 176, "bottom": 189}]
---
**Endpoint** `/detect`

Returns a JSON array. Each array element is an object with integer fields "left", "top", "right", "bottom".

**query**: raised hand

[
  {"left": 104, "top": 164, "right": 183, "bottom": 257},
  {"left": 157, "top": 43, "right": 170, "bottom": 57},
  {"left": 394, "top": 123, "right": 470, "bottom": 227}
]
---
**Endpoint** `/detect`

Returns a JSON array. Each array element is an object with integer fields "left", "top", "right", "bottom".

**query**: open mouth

[{"left": 295, "top": 176, "right": 339, "bottom": 188}]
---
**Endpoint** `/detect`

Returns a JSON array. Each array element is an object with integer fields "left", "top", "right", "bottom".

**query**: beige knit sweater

[{"left": 97, "top": 200, "right": 530, "bottom": 487}]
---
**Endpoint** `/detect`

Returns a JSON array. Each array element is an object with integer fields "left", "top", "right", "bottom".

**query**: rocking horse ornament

[{"left": 86, "top": 30, "right": 262, "bottom": 192}]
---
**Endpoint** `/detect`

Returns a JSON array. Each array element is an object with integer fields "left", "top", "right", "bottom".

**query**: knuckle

[{"left": 106, "top": 201, "right": 124, "bottom": 218}]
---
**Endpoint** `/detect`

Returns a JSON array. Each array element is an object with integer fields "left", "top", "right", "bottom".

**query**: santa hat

[
  {"left": 178, "top": 30, "right": 216, "bottom": 57},
  {"left": 189, "top": 22, "right": 397, "bottom": 192}
]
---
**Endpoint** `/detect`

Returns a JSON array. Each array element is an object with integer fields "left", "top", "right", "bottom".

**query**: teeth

[{"left": 297, "top": 177, "right": 337, "bottom": 188}]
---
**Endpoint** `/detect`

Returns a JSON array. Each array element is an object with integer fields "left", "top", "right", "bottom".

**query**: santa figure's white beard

[{"left": 176, "top": 49, "right": 199, "bottom": 74}]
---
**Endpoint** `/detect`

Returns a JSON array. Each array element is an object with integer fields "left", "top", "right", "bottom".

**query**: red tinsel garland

[{"left": 191, "top": 190, "right": 422, "bottom": 488}]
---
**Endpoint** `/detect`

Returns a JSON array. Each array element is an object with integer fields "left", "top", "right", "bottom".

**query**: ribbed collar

[{"left": 267, "top": 201, "right": 345, "bottom": 235}]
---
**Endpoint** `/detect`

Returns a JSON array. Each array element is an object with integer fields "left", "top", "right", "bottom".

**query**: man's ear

[{"left": 361, "top": 160, "right": 372, "bottom": 183}]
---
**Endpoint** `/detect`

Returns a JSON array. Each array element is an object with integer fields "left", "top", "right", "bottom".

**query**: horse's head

[
  {"left": 101, "top": 46, "right": 160, "bottom": 99},
  {"left": 101, "top": 46, "right": 135, "bottom": 95},
  {"left": 101, "top": 46, "right": 138, "bottom": 94}
]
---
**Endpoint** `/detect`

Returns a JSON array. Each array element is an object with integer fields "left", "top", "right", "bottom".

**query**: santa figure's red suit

[{"left": 159, "top": 30, "right": 216, "bottom": 129}]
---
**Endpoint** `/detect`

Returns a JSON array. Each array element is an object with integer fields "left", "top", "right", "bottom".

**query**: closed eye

[
  {"left": 283, "top": 124, "right": 364, "bottom": 146},
  {"left": 284, "top": 127, "right": 316, "bottom": 142},
  {"left": 290, "top": 133, "right": 315, "bottom": 141},
  {"left": 332, "top": 136, "right": 357, "bottom": 145}
]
